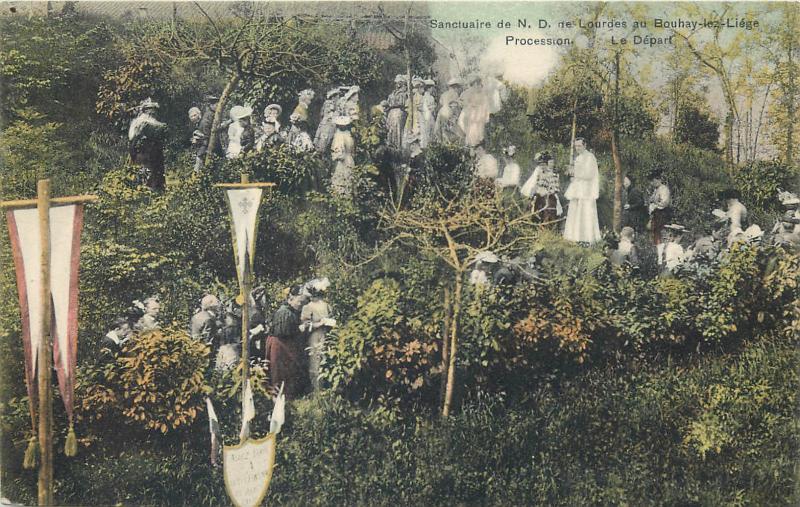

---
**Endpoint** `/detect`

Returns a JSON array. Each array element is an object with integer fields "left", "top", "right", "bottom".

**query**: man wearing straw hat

[{"left": 128, "top": 97, "right": 167, "bottom": 190}]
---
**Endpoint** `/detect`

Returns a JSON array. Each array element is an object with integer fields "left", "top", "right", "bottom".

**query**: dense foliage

[{"left": 0, "top": 7, "right": 798, "bottom": 506}]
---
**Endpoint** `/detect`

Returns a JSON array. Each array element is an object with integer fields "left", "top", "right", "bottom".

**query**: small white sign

[{"left": 223, "top": 433, "right": 276, "bottom": 507}]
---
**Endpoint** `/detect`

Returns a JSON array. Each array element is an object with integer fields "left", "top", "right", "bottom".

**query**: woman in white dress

[{"left": 225, "top": 105, "right": 253, "bottom": 159}]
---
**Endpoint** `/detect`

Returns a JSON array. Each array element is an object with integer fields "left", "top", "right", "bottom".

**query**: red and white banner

[{"left": 6, "top": 204, "right": 84, "bottom": 425}]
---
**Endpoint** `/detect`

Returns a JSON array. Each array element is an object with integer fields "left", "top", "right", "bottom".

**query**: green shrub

[{"left": 321, "top": 278, "right": 440, "bottom": 408}]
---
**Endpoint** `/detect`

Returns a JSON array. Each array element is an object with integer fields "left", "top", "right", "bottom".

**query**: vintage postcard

[{"left": 0, "top": 1, "right": 798, "bottom": 505}]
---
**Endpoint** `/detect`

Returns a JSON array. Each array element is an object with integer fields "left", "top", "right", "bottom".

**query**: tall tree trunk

[
  {"left": 611, "top": 52, "right": 623, "bottom": 233},
  {"left": 439, "top": 285, "right": 451, "bottom": 406},
  {"left": 611, "top": 131, "right": 623, "bottom": 233},
  {"left": 752, "top": 83, "right": 771, "bottom": 161},
  {"left": 204, "top": 73, "right": 241, "bottom": 167},
  {"left": 442, "top": 274, "right": 462, "bottom": 418},
  {"left": 725, "top": 112, "right": 734, "bottom": 167},
  {"left": 787, "top": 30, "right": 796, "bottom": 167}
]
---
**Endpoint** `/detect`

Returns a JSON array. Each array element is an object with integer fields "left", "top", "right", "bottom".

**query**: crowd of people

[
  {"left": 100, "top": 279, "right": 336, "bottom": 401},
  {"left": 119, "top": 68, "right": 800, "bottom": 396}
]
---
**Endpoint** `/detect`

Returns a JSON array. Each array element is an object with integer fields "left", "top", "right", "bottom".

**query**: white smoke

[{"left": 479, "top": 30, "right": 561, "bottom": 87}]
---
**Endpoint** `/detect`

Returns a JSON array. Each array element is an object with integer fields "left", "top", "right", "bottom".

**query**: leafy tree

[
  {"left": 0, "top": 13, "right": 117, "bottom": 130},
  {"left": 379, "top": 146, "right": 544, "bottom": 416},
  {"left": 675, "top": 103, "right": 720, "bottom": 152}
]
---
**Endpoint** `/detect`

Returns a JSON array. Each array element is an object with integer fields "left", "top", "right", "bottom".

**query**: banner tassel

[
  {"left": 23, "top": 436, "right": 38, "bottom": 469},
  {"left": 65, "top": 423, "right": 77, "bottom": 457}
]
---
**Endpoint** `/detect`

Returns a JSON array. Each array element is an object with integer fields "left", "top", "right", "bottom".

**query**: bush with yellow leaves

[{"left": 77, "top": 327, "right": 210, "bottom": 435}]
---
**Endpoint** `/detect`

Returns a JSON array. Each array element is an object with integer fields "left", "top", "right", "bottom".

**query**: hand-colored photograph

[{"left": 1, "top": 1, "right": 798, "bottom": 505}]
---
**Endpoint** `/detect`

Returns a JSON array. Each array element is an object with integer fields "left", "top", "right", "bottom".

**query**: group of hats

[{"left": 394, "top": 75, "right": 436, "bottom": 86}]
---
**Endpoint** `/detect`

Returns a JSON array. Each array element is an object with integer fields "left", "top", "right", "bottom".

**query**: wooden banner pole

[
  {"left": 239, "top": 173, "right": 251, "bottom": 443},
  {"left": 37, "top": 179, "right": 53, "bottom": 506}
]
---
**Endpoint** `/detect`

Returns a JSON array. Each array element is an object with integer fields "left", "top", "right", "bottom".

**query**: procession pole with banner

[
  {"left": 2, "top": 179, "right": 97, "bottom": 506},
  {"left": 214, "top": 174, "right": 278, "bottom": 507}
]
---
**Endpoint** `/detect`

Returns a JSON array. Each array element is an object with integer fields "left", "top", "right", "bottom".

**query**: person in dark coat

[
  {"left": 128, "top": 98, "right": 167, "bottom": 190},
  {"left": 266, "top": 286, "right": 309, "bottom": 399},
  {"left": 622, "top": 175, "right": 646, "bottom": 231}
]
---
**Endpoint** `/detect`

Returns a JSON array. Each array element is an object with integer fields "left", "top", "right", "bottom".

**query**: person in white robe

[
  {"left": 563, "top": 138, "right": 601, "bottom": 243},
  {"left": 457, "top": 76, "right": 491, "bottom": 147}
]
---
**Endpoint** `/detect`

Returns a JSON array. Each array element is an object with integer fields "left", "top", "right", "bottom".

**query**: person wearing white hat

[
  {"left": 226, "top": 105, "right": 254, "bottom": 159},
  {"left": 330, "top": 116, "right": 355, "bottom": 195},
  {"left": 386, "top": 76, "right": 409, "bottom": 151},
  {"left": 128, "top": 97, "right": 167, "bottom": 190},
  {"left": 314, "top": 88, "right": 341, "bottom": 153},
  {"left": 263, "top": 104, "right": 283, "bottom": 131},
  {"left": 420, "top": 79, "right": 437, "bottom": 148},
  {"left": 440, "top": 76, "right": 463, "bottom": 108}
]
